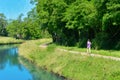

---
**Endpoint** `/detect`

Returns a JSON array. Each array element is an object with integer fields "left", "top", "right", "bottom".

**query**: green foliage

[
  {"left": 63, "top": 0, "right": 96, "bottom": 29},
  {"left": 4, "top": 0, "right": 120, "bottom": 49},
  {"left": 6, "top": 7, "right": 51, "bottom": 40},
  {"left": 101, "top": 0, "right": 120, "bottom": 49},
  {"left": 0, "top": 13, "right": 8, "bottom": 36},
  {"left": 6, "top": 19, "right": 42, "bottom": 40},
  {"left": 6, "top": 20, "right": 20, "bottom": 38},
  {"left": 22, "top": 19, "right": 42, "bottom": 39},
  {"left": 92, "top": 32, "right": 108, "bottom": 49}
]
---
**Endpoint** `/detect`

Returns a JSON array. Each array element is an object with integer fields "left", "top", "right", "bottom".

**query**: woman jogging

[{"left": 87, "top": 39, "right": 91, "bottom": 53}]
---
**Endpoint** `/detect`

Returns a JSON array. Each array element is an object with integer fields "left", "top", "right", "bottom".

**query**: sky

[{"left": 0, "top": 0, "right": 34, "bottom": 20}]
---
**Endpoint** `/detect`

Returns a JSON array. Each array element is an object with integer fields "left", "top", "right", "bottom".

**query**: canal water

[{"left": 0, "top": 45, "right": 64, "bottom": 80}]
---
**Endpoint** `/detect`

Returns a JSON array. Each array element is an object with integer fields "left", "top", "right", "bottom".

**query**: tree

[
  {"left": 102, "top": 0, "right": 120, "bottom": 49},
  {"left": 0, "top": 13, "right": 8, "bottom": 36},
  {"left": 36, "top": 0, "right": 68, "bottom": 44},
  {"left": 7, "top": 10, "right": 44, "bottom": 40}
]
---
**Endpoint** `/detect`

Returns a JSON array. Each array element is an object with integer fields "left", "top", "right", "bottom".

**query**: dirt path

[
  {"left": 39, "top": 44, "right": 120, "bottom": 61},
  {"left": 39, "top": 44, "right": 47, "bottom": 48},
  {"left": 58, "top": 48, "right": 120, "bottom": 61}
]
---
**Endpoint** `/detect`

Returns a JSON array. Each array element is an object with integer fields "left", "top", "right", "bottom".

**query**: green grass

[
  {"left": 0, "top": 36, "right": 23, "bottom": 44},
  {"left": 18, "top": 39, "right": 120, "bottom": 80},
  {"left": 0, "top": 44, "right": 18, "bottom": 50}
]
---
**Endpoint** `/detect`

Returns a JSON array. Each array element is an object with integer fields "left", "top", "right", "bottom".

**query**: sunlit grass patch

[{"left": 0, "top": 36, "right": 23, "bottom": 44}]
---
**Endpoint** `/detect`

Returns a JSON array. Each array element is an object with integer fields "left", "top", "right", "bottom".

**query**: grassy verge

[
  {"left": 0, "top": 36, "right": 23, "bottom": 44},
  {"left": 18, "top": 39, "right": 120, "bottom": 80}
]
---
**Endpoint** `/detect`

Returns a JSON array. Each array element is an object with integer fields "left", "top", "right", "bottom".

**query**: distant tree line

[
  {"left": 0, "top": 8, "right": 50, "bottom": 40},
  {"left": 0, "top": 0, "right": 119, "bottom": 49}
]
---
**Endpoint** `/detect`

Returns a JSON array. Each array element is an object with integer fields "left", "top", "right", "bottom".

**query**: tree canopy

[{"left": 35, "top": 0, "right": 120, "bottom": 49}]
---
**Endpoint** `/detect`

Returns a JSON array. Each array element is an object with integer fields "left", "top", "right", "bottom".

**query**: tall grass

[{"left": 18, "top": 39, "right": 120, "bottom": 80}]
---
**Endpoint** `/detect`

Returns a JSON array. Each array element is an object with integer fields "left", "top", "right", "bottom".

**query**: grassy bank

[
  {"left": 18, "top": 39, "right": 120, "bottom": 80},
  {"left": 0, "top": 36, "right": 23, "bottom": 44}
]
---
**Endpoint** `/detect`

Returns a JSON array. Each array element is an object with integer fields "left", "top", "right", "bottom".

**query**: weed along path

[{"left": 40, "top": 43, "right": 120, "bottom": 61}]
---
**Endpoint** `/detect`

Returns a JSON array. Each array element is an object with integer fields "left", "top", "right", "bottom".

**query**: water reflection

[
  {"left": 19, "top": 57, "right": 64, "bottom": 80},
  {"left": 0, "top": 45, "right": 32, "bottom": 80},
  {"left": 0, "top": 45, "right": 64, "bottom": 80},
  {"left": 0, "top": 46, "right": 20, "bottom": 70}
]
